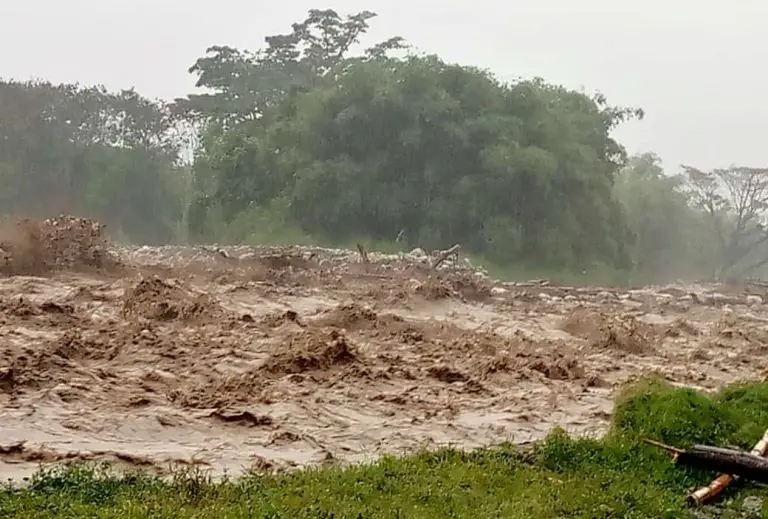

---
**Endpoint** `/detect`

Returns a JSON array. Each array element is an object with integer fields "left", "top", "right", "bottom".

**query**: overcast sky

[{"left": 2, "top": 0, "right": 767, "bottom": 172}]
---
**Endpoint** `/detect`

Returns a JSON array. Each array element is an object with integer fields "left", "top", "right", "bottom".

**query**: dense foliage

[
  {"left": 180, "top": 9, "right": 645, "bottom": 272},
  {"left": 2, "top": 8, "right": 767, "bottom": 281}
]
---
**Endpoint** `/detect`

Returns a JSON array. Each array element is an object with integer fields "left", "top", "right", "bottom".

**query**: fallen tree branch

[
  {"left": 431, "top": 244, "right": 460, "bottom": 270},
  {"left": 642, "top": 439, "right": 684, "bottom": 456},
  {"left": 682, "top": 445, "right": 768, "bottom": 483},
  {"left": 201, "top": 245, "right": 231, "bottom": 260},
  {"left": 646, "top": 438, "right": 768, "bottom": 484},
  {"left": 688, "top": 429, "right": 768, "bottom": 504},
  {"left": 356, "top": 243, "right": 369, "bottom": 264}
]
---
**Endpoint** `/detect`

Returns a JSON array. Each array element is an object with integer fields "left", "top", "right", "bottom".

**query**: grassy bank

[{"left": 3, "top": 377, "right": 768, "bottom": 518}]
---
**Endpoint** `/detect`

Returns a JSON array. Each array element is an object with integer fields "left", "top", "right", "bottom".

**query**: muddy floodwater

[{"left": 1, "top": 218, "right": 767, "bottom": 480}]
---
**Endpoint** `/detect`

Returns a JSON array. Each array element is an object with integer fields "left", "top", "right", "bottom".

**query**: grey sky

[{"left": 3, "top": 0, "right": 767, "bottom": 172}]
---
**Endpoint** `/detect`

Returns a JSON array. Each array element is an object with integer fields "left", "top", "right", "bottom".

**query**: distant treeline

[{"left": 1, "top": 9, "right": 766, "bottom": 281}]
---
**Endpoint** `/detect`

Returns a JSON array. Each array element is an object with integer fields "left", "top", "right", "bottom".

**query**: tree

[
  {"left": 682, "top": 165, "right": 768, "bottom": 277},
  {"left": 182, "top": 9, "right": 408, "bottom": 240},
  {"left": 614, "top": 153, "right": 704, "bottom": 281},
  {"left": 0, "top": 80, "right": 185, "bottom": 243},
  {"left": 176, "top": 9, "right": 406, "bottom": 126},
  {"left": 277, "top": 59, "right": 639, "bottom": 268},
  {"left": 182, "top": 8, "right": 644, "bottom": 271}
]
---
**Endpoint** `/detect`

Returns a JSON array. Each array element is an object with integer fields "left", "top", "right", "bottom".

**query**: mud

[
  {"left": 1, "top": 218, "right": 768, "bottom": 480},
  {"left": 0, "top": 215, "right": 117, "bottom": 276}
]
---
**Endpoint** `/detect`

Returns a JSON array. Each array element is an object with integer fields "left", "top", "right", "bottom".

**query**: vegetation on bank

[
  {"left": 2, "top": 9, "right": 768, "bottom": 284},
  {"left": 3, "top": 376, "right": 768, "bottom": 518}
]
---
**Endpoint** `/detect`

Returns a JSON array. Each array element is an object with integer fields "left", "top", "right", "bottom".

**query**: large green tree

[
  {"left": 183, "top": 9, "right": 643, "bottom": 271},
  {"left": 176, "top": 9, "right": 406, "bottom": 126}
]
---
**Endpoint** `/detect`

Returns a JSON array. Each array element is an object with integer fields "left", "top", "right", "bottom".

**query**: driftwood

[
  {"left": 356, "top": 243, "right": 369, "bottom": 266},
  {"left": 201, "top": 246, "right": 232, "bottom": 260},
  {"left": 645, "top": 438, "right": 768, "bottom": 484},
  {"left": 681, "top": 446, "right": 768, "bottom": 483},
  {"left": 688, "top": 429, "right": 768, "bottom": 504},
  {"left": 431, "top": 244, "right": 460, "bottom": 269}
]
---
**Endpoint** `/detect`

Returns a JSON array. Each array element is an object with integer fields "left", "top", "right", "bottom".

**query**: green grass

[{"left": 3, "top": 376, "right": 768, "bottom": 518}]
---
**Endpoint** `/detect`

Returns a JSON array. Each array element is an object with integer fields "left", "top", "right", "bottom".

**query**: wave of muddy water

[{"left": 2, "top": 244, "right": 768, "bottom": 480}]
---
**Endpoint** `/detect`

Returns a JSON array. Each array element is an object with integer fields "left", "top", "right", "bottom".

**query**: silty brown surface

[{"left": 1, "top": 218, "right": 768, "bottom": 479}]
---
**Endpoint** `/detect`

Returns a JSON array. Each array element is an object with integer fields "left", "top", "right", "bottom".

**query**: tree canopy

[{"left": 181, "top": 9, "right": 646, "bottom": 272}]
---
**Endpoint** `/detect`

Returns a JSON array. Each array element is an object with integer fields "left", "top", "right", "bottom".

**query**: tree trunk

[
  {"left": 677, "top": 445, "right": 768, "bottom": 483},
  {"left": 688, "top": 429, "right": 768, "bottom": 504}
]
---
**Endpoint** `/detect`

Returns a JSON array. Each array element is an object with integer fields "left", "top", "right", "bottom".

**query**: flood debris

[
  {"left": 687, "top": 429, "right": 768, "bottom": 505},
  {"left": 645, "top": 431, "right": 768, "bottom": 504},
  {"left": 5, "top": 215, "right": 768, "bottom": 481}
]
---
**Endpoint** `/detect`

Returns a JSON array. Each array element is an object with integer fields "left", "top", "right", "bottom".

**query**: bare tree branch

[{"left": 683, "top": 165, "right": 768, "bottom": 277}]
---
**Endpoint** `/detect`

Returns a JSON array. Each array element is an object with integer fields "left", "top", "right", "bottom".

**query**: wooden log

[
  {"left": 431, "top": 244, "right": 460, "bottom": 269},
  {"left": 688, "top": 474, "right": 735, "bottom": 505},
  {"left": 201, "top": 245, "right": 231, "bottom": 260},
  {"left": 646, "top": 439, "right": 768, "bottom": 484},
  {"left": 688, "top": 429, "right": 768, "bottom": 504},
  {"left": 645, "top": 437, "right": 768, "bottom": 484},
  {"left": 677, "top": 445, "right": 768, "bottom": 484},
  {"left": 356, "top": 243, "right": 369, "bottom": 266}
]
